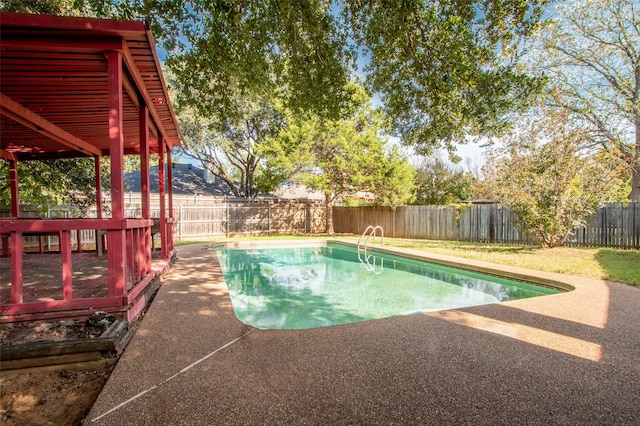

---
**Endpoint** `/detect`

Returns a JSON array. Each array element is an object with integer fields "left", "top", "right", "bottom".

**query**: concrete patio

[{"left": 85, "top": 243, "right": 640, "bottom": 425}]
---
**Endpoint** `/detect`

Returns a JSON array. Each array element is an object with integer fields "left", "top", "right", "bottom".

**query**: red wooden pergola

[{"left": 0, "top": 12, "right": 184, "bottom": 322}]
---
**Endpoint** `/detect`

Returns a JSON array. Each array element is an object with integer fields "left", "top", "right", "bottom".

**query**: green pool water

[{"left": 214, "top": 244, "right": 560, "bottom": 330}]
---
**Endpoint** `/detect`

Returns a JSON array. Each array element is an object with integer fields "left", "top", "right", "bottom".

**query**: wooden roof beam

[
  {"left": 122, "top": 72, "right": 141, "bottom": 109},
  {"left": 0, "top": 11, "right": 145, "bottom": 35},
  {"left": 121, "top": 44, "right": 170, "bottom": 145},
  {"left": 0, "top": 149, "right": 18, "bottom": 162},
  {"left": 0, "top": 92, "right": 102, "bottom": 157},
  {"left": 16, "top": 151, "right": 91, "bottom": 161},
  {"left": 0, "top": 34, "right": 124, "bottom": 52}
]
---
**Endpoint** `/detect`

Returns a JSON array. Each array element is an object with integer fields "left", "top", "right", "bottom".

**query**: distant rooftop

[{"left": 124, "top": 163, "right": 233, "bottom": 196}]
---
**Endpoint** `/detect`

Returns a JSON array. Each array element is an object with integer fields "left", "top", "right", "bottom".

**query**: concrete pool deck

[{"left": 85, "top": 242, "right": 640, "bottom": 425}]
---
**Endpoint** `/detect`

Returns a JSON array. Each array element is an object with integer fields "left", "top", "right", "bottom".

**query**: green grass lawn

[{"left": 176, "top": 235, "right": 640, "bottom": 286}]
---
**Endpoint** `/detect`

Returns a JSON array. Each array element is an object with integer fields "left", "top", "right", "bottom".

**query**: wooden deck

[{"left": 0, "top": 249, "right": 173, "bottom": 323}]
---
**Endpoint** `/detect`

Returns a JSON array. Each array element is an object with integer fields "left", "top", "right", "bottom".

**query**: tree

[
  {"left": 0, "top": 157, "right": 110, "bottom": 214},
  {"left": 372, "top": 146, "right": 416, "bottom": 208},
  {"left": 261, "top": 86, "right": 415, "bottom": 233},
  {"left": 0, "top": 0, "right": 77, "bottom": 14},
  {"left": 536, "top": 0, "right": 640, "bottom": 200},
  {"left": 343, "top": 0, "right": 548, "bottom": 156},
  {"left": 3, "top": 0, "right": 550, "bottom": 205},
  {"left": 411, "top": 154, "right": 473, "bottom": 205},
  {"left": 177, "top": 95, "right": 285, "bottom": 197},
  {"left": 491, "top": 109, "right": 629, "bottom": 247},
  {"left": 57, "top": 1, "right": 547, "bottom": 155},
  {"left": 152, "top": 0, "right": 355, "bottom": 125}
]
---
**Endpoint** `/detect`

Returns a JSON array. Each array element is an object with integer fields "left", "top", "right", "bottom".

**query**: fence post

[
  {"left": 47, "top": 206, "right": 52, "bottom": 250},
  {"left": 268, "top": 203, "right": 271, "bottom": 235},
  {"left": 179, "top": 205, "right": 183, "bottom": 241},
  {"left": 226, "top": 203, "right": 229, "bottom": 238}
]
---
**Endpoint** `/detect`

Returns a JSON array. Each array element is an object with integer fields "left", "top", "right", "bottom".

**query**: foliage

[
  {"left": 343, "top": 0, "right": 548, "bottom": 156},
  {"left": 372, "top": 146, "right": 416, "bottom": 208},
  {"left": 0, "top": 0, "right": 78, "bottom": 14},
  {"left": 176, "top": 95, "right": 285, "bottom": 197},
  {"left": 491, "top": 109, "right": 629, "bottom": 247},
  {"left": 0, "top": 157, "right": 110, "bottom": 213},
  {"left": 18, "top": 0, "right": 549, "bottom": 154},
  {"left": 261, "top": 85, "right": 415, "bottom": 233},
  {"left": 411, "top": 154, "right": 473, "bottom": 205},
  {"left": 2, "top": 0, "right": 550, "bottom": 208},
  {"left": 151, "top": 0, "right": 355, "bottom": 124},
  {"left": 534, "top": 0, "right": 640, "bottom": 200}
]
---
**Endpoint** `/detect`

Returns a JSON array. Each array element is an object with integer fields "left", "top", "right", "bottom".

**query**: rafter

[
  {"left": 0, "top": 35, "right": 124, "bottom": 52},
  {"left": 122, "top": 44, "right": 169, "bottom": 145},
  {"left": 0, "top": 92, "right": 101, "bottom": 157},
  {"left": 0, "top": 149, "right": 18, "bottom": 162}
]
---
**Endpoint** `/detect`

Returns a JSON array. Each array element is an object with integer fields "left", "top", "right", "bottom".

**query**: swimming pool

[{"left": 214, "top": 242, "right": 562, "bottom": 329}]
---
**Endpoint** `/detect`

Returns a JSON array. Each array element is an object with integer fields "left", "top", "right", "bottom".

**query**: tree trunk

[
  {"left": 324, "top": 193, "right": 334, "bottom": 235},
  {"left": 630, "top": 116, "right": 640, "bottom": 201}
]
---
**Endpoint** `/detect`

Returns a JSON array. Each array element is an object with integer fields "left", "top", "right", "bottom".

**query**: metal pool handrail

[{"left": 358, "top": 226, "right": 384, "bottom": 274}]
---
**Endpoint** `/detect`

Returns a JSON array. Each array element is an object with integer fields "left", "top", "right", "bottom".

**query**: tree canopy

[
  {"left": 535, "top": 0, "right": 640, "bottom": 200},
  {"left": 412, "top": 155, "right": 473, "bottom": 205},
  {"left": 2, "top": 0, "right": 550, "bottom": 210},
  {"left": 489, "top": 108, "right": 629, "bottom": 247},
  {"left": 5, "top": 0, "right": 549, "bottom": 152},
  {"left": 343, "top": 0, "right": 547, "bottom": 155},
  {"left": 177, "top": 94, "right": 285, "bottom": 197},
  {"left": 0, "top": 158, "right": 110, "bottom": 213},
  {"left": 260, "top": 85, "right": 415, "bottom": 233}
]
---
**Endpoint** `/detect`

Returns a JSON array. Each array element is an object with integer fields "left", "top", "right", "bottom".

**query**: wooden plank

[
  {"left": 10, "top": 232, "right": 23, "bottom": 303},
  {"left": 60, "top": 230, "right": 73, "bottom": 301},
  {"left": 0, "top": 34, "right": 124, "bottom": 52},
  {"left": 0, "top": 150, "right": 18, "bottom": 162},
  {"left": 0, "top": 93, "right": 101, "bottom": 157},
  {"left": 0, "top": 296, "right": 124, "bottom": 316}
]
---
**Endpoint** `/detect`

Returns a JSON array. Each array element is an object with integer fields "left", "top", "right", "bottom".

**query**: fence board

[
  {"left": 333, "top": 203, "right": 639, "bottom": 249},
  {"left": 3, "top": 201, "right": 638, "bottom": 249}
]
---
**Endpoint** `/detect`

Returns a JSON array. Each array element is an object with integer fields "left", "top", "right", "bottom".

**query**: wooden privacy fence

[
  {"left": 333, "top": 202, "right": 640, "bottom": 249},
  {"left": 172, "top": 203, "right": 326, "bottom": 239},
  {"left": 4, "top": 201, "right": 638, "bottom": 249},
  {"left": 2, "top": 201, "right": 326, "bottom": 249}
]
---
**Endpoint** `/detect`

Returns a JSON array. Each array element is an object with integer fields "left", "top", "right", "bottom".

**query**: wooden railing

[{"left": 0, "top": 217, "right": 157, "bottom": 318}]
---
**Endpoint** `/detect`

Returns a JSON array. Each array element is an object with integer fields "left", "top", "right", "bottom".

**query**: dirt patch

[
  {"left": 1, "top": 366, "right": 113, "bottom": 426},
  {"left": 1, "top": 318, "right": 117, "bottom": 425}
]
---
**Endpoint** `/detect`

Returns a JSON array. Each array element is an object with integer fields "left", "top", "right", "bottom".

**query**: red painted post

[
  {"left": 10, "top": 231, "right": 23, "bottom": 303},
  {"left": 107, "top": 230, "right": 125, "bottom": 298},
  {"left": 136, "top": 227, "right": 143, "bottom": 280},
  {"left": 9, "top": 160, "right": 19, "bottom": 217},
  {"left": 158, "top": 137, "right": 168, "bottom": 259},
  {"left": 167, "top": 150, "right": 175, "bottom": 253},
  {"left": 60, "top": 230, "right": 73, "bottom": 301},
  {"left": 94, "top": 155, "right": 103, "bottom": 254},
  {"left": 140, "top": 106, "right": 150, "bottom": 219},
  {"left": 140, "top": 105, "right": 151, "bottom": 273},
  {"left": 126, "top": 228, "right": 134, "bottom": 290},
  {"left": 108, "top": 52, "right": 125, "bottom": 221},
  {"left": 106, "top": 50, "right": 126, "bottom": 300},
  {"left": 95, "top": 155, "right": 103, "bottom": 219}
]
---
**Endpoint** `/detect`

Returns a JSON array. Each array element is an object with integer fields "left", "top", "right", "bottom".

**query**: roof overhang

[{"left": 0, "top": 12, "right": 184, "bottom": 161}]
